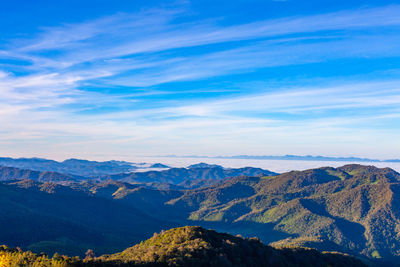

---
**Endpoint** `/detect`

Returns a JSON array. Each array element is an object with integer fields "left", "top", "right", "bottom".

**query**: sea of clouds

[{"left": 129, "top": 157, "right": 400, "bottom": 173}]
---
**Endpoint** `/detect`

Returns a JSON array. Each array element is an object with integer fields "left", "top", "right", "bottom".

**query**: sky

[{"left": 0, "top": 0, "right": 400, "bottom": 161}]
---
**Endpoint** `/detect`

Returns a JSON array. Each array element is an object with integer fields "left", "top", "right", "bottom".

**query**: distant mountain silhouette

[
  {"left": 188, "top": 162, "right": 222, "bottom": 168},
  {"left": 162, "top": 154, "right": 400, "bottom": 162},
  {"left": 149, "top": 163, "right": 170, "bottom": 168}
]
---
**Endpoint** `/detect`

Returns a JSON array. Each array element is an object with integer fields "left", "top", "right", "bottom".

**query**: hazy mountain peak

[
  {"left": 149, "top": 163, "right": 170, "bottom": 168},
  {"left": 188, "top": 163, "right": 223, "bottom": 169}
]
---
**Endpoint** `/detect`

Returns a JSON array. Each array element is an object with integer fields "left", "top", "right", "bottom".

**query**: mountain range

[
  {"left": 161, "top": 154, "right": 400, "bottom": 162},
  {"left": 0, "top": 162, "right": 399, "bottom": 265},
  {"left": 0, "top": 161, "right": 276, "bottom": 189}
]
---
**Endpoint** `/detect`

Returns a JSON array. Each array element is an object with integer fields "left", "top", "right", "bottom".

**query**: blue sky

[{"left": 0, "top": 0, "right": 400, "bottom": 160}]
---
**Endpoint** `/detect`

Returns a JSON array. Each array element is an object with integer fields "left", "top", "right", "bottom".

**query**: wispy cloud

[
  {"left": 0, "top": 4, "right": 399, "bottom": 159},
  {"left": 3, "top": 5, "right": 400, "bottom": 70}
]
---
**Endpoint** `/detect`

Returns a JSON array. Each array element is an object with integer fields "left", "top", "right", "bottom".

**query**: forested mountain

[
  {"left": 1, "top": 164, "right": 399, "bottom": 265},
  {"left": 0, "top": 226, "right": 366, "bottom": 267},
  {"left": 80, "top": 164, "right": 400, "bottom": 262},
  {"left": 162, "top": 165, "right": 400, "bottom": 261}
]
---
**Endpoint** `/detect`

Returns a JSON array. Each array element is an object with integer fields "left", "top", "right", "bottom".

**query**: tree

[{"left": 85, "top": 249, "right": 95, "bottom": 259}]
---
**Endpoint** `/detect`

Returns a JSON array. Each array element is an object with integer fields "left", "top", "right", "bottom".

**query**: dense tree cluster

[
  {"left": 92, "top": 226, "right": 365, "bottom": 266},
  {"left": 0, "top": 245, "right": 79, "bottom": 266},
  {"left": 0, "top": 227, "right": 365, "bottom": 267}
]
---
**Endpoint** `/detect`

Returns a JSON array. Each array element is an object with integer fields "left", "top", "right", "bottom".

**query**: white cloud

[{"left": 0, "top": 5, "right": 400, "bottom": 159}]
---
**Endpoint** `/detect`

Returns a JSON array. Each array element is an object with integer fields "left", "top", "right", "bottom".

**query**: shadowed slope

[{"left": 0, "top": 180, "right": 174, "bottom": 256}]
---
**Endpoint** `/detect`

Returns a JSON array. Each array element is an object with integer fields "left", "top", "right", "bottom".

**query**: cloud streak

[{"left": 0, "top": 4, "right": 399, "bottom": 159}]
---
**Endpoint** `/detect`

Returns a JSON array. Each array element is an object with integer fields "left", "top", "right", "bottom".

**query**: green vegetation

[
  {"left": 1, "top": 164, "right": 400, "bottom": 264},
  {"left": 0, "top": 227, "right": 366, "bottom": 266},
  {"left": 94, "top": 226, "right": 366, "bottom": 266},
  {"left": 0, "top": 245, "right": 80, "bottom": 266},
  {"left": 165, "top": 165, "right": 400, "bottom": 261}
]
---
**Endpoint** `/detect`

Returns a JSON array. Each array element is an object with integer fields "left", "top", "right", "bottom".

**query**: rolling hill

[{"left": 0, "top": 226, "right": 366, "bottom": 266}]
